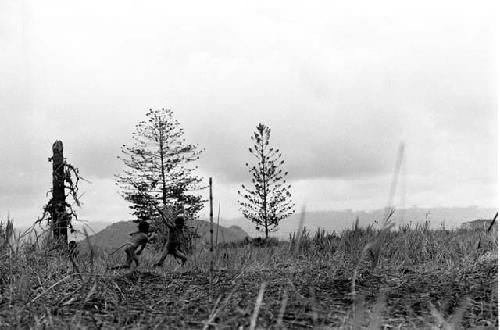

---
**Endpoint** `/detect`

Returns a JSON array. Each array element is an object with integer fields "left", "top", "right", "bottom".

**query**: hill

[
  {"left": 85, "top": 219, "right": 249, "bottom": 250},
  {"left": 461, "top": 218, "right": 498, "bottom": 231},
  {"left": 191, "top": 220, "right": 248, "bottom": 245},
  {"left": 71, "top": 220, "right": 114, "bottom": 240}
]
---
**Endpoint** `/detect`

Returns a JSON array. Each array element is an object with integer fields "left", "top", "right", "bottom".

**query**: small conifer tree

[{"left": 238, "top": 123, "right": 295, "bottom": 238}]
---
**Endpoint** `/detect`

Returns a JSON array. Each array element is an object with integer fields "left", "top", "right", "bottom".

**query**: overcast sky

[{"left": 0, "top": 0, "right": 497, "bottom": 227}]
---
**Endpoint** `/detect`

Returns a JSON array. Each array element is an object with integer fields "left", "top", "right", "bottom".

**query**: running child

[{"left": 154, "top": 213, "right": 187, "bottom": 267}]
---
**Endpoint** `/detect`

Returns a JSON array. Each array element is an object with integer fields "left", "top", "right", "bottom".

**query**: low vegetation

[{"left": 0, "top": 218, "right": 497, "bottom": 329}]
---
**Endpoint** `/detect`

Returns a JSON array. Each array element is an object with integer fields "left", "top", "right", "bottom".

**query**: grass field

[{"left": 0, "top": 220, "right": 497, "bottom": 329}]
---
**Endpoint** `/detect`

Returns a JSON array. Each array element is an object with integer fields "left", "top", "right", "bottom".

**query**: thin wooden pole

[
  {"left": 209, "top": 177, "right": 214, "bottom": 303},
  {"left": 215, "top": 203, "right": 220, "bottom": 246}
]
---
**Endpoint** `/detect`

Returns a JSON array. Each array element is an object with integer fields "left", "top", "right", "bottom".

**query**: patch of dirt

[
  {"left": 43, "top": 260, "right": 497, "bottom": 329},
  {"left": 2, "top": 259, "right": 495, "bottom": 329}
]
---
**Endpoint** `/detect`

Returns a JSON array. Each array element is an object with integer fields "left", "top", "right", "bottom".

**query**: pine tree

[
  {"left": 238, "top": 123, "right": 295, "bottom": 238},
  {"left": 116, "top": 108, "right": 203, "bottom": 222}
]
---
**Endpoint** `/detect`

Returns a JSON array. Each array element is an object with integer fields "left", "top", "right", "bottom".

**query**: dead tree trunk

[{"left": 50, "top": 140, "right": 68, "bottom": 245}]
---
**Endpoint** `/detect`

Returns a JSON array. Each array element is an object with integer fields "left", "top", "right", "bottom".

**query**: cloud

[{"left": 0, "top": 0, "right": 496, "bottom": 226}]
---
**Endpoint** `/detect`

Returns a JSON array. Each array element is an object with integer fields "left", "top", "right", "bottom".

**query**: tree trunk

[
  {"left": 158, "top": 119, "right": 167, "bottom": 206},
  {"left": 261, "top": 135, "right": 268, "bottom": 239},
  {"left": 51, "top": 140, "right": 67, "bottom": 245}
]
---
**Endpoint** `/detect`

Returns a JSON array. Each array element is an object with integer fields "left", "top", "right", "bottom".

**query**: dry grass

[{"left": 0, "top": 219, "right": 497, "bottom": 329}]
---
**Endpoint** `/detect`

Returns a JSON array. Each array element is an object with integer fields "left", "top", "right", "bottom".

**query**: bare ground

[{"left": 3, "top": 257, "right": 495, "bottom": 329}]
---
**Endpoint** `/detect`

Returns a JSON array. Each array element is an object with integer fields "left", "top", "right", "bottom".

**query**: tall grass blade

[
  {"left": 487, "top": 212, "right": 497, "bottom": 233},
  {"left": 294, "top": 205, "right": 306, "bottom": 255},
  {"left": 249, "top": 282, "right": 267, "bottom": 330},
  {"left": 384, "top": 142, "right": 404, "bottom": 223}
]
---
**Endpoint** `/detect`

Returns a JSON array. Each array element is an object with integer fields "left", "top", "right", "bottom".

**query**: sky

[{"left": 0, "top": 0, "right": 497, "bottom": 227}]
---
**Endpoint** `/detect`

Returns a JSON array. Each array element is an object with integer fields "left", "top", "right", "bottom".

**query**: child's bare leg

[
  {"left": 126, "top": 246, "right": 137, "bottom": 269},
  {"left": 154, "top": 245, "right": 169, "bottom": 267},
  {"left": 130, "top": 257, "right": 138, "bottom": 271},
  {"left": 173, "top": 249, "right": 187, "bottom": 265},
  {"left": 125, "top": 247, "right": 133, "bottom": 267}
]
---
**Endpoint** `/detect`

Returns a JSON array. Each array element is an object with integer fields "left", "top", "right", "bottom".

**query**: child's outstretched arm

[{"left": 159, "top": 212, "right": 176, "bottom": 229}]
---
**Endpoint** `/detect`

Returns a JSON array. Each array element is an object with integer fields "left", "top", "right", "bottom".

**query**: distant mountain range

[
  {"left": 219, "top": 206, "right": 497, "bottom": 239},
  {"left": 18, "top": 206, "right": 496, "bottom": 242},
  {"left": 83, "top": 220, "right": 249, "bottom": 250}
]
